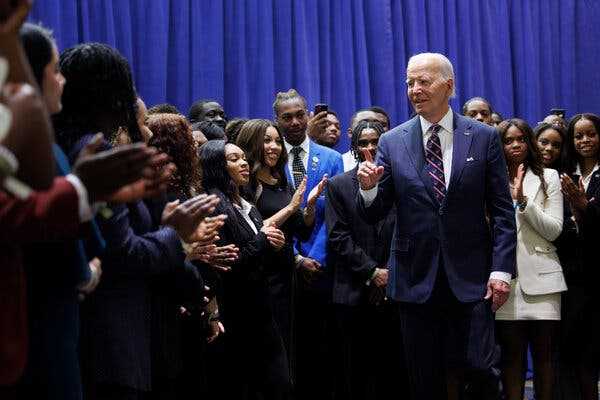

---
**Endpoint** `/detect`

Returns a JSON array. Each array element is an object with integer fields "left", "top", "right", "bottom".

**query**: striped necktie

[{"left": 425, "top": 124, "right": 446, "bottom": 204}]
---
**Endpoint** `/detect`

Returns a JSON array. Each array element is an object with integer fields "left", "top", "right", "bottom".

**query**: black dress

[{"left": 255, "top": 182, "right": 312, "bottom": 384}]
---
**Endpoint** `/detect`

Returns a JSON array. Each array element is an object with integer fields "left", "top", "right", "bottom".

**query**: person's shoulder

[
  {"left": 458, "top": 114, "right": 496, "bottom": 137},
  {"left": 311, "top": 141, "right": 342, "bottom": 160},
  {"left": 542, "top": 167, "right": 560, "bottom": 182},
  {"left": 329, "top": 168, "right": 355, "bottom": 186}
]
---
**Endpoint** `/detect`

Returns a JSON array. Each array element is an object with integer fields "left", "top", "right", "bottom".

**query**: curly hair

[
  {"left": 52, "top": 43, "right": 141, "bottom": 151},
  {"left": 146, "top": 113, "right": 201, "bottom": 198},
  {"left": 498, "top": 118, "right": 548, "bottom": 199}
]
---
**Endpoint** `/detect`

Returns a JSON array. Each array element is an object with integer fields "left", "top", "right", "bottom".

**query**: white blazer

[{"left": 515, "top": 168, "right": 567, "bottom": 295}]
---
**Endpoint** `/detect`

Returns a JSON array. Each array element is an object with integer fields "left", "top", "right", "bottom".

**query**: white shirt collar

[
  {"left": 284, "top": 134, "right": 310, "bottom": 155},
  {"left": 419, "top": 107, "right": 454, "bottom": 136},
  {"left": 234, "top": 197, "right": 254, "bottom": 216},
  {"left": 574, "top": 162, "right": 600, "bottom": 190}
]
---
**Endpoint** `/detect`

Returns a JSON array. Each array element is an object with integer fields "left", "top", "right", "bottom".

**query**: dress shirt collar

[
  {"left": 234, "top": 197, "right": 254, "bottom": 216},
  {"left": 284, "top": 134, "right": 310, "bottom": 155},
  {"left": 419, "top": 107, "right": 454, "bottom": 136},
  {"left": 574, "top": 162, "right": 600, "bottom": 191}
]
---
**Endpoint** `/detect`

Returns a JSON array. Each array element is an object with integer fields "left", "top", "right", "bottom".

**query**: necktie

[
  {"left": 425, "top": 124, "right": 446, "bottom": 204},
  {"left": 291, "top": 146, "right": 306, "bottom": 188}
]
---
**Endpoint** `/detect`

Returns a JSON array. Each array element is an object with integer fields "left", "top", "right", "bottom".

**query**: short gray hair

[{"left": 407, "top": 53, "right": 456, "bottom": 98}]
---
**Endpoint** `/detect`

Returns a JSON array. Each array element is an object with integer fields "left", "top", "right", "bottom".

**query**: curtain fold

[{"left": 30, "top": 0, "right": 600, "bottom": 152}]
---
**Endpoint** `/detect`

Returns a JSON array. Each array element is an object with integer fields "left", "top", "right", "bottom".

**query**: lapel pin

[{"left": 466, "top": 157, "right": 474, "bottom": 162}]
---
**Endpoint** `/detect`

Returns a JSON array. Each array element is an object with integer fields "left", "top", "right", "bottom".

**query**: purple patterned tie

[{"left": 425, "top": 124, "right": 446, "bottom": 203}]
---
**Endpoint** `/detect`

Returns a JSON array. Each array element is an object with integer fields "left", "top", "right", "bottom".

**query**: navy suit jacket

[
  {"left": 284, "top": 139, "right": 344, "bottom": 266},
  {"left": 359, "top": 113, "right": 516, "bottom": 303}
]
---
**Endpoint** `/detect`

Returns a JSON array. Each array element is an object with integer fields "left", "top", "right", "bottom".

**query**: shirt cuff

[
  {"left": 65, "top": 174, "right": 93, "bottom": 222},
  {"left": 359, "top": 184, "right": 378, "bottom": 207},
  {"left": 489, "top": 271, "right": 511, "bottom": 285}
]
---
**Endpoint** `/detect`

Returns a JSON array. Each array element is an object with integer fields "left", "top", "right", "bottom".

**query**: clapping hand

[
  {"left": 561, "top": 174, "right": 594, "bottom": 219},
  {"left": 356, "top": 148, "right": 383, "bottom": 190},
  {"left": 161, "top": 194, "right": 220, "bottom": 243},
  {"left": 261, "top": 225, "right": 285, "bottom": 250},
  {"left": 510, "top": 164, "right": 525, "bottom": 203}
]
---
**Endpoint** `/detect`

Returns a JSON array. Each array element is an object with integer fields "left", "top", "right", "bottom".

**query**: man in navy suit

[
  {"left": 357, "top": 53, "right": 516, "bottom": 399},
  {"left": 273, "top": 89, "right": 343, "bottom": 399}
]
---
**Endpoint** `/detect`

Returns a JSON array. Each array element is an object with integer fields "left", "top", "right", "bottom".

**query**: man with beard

[{"left": 273, "top": 88, "right": 343, "bottom": 400}]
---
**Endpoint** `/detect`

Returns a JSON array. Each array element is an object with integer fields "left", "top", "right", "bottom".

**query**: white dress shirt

[
  {"left": 359, "top": 107, "right": 511, "bottom": 285},
  {"left": 575, "top": 162, "right": 600, "bottom": 192},
  {"left": 284, "top": 135, "right": 311, "bottom": 173},
  {"left": 234, "top": 197, "right": 258, "bottom": 234}
]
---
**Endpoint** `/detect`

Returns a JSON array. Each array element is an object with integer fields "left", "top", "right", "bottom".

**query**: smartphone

[
  {"left": 550, "top": 108, "right": 566, "bottom": 118},
  {"left": 314, "top": 103, "right": 328, "bottom": 115}
]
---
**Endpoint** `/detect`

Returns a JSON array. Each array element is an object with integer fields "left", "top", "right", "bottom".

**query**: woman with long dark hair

[
  {"left": 535, "top": 122, "right": 567, "bottom": 171},
  {"left": 557, "top": 113, "right": 600, "bottom": 400},
  {"left": 495, "top": 119, "right": 566, "bottom": 400},
  {"left": 199, "top": 139, "right": 291, "bottom": 399},
  {"left": 235, "top": 119, "right": 324, "bottom": 384}
]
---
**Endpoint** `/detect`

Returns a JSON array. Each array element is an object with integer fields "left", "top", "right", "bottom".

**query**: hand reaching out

[{"left": 356, "top": 148, "right": 383, "bottom": 190}]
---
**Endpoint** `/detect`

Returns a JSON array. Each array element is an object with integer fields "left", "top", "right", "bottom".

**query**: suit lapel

[
  {"left": 587, "top": 168, "right": 600, "bottom": 198},
  {"left": 401, "top": 118, "right": 437, "bottom": 206},
  {"left": 305, "top": 141, "right": 321, "bottom": 203},
  {"left": 448, "top": 114, "right": 474, "bottom": 193}
]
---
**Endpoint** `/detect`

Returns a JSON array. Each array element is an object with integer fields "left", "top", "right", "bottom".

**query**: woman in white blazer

[{"left": 496, "top": 119, "right": 566, "bottom": 400}]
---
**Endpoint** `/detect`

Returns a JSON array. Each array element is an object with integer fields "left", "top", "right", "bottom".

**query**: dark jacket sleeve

[
  {"left": 326, "top": 177, "right": 377, "bottom": 281},
  {"left": 97, "top": 203, "right": 185, "bottom": 277}
]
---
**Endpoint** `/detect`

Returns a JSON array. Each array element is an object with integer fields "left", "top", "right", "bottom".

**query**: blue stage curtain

[{"left": 29, "top": 0, "right": 600, "bottom": 152}]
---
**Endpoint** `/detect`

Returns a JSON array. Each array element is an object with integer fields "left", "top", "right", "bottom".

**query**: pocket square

[
  {"left": 466, "top": 157, "right": 475, "bottom": 162},
  {"left": 464, "top": 131, "right": 472, "bottom": 136}
]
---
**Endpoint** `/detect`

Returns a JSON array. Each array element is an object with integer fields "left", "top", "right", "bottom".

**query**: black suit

[
  {"left": 208, "top": 189, "right": 290, "bottom": 400},
  {"left": 326, "top": 168, "right": 407, "bottom": 399},
  {"left": 555, "top": 169, "right": 600, "bottom": 399}
]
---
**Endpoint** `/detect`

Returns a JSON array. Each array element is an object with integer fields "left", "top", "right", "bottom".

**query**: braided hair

[{"left": 53, "top": 42, "right": 141, "bottom": 151}]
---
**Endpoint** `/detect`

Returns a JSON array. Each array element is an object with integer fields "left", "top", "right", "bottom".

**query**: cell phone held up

[{"left": 314, "top": 103, "right": 328, "bottom": 115}]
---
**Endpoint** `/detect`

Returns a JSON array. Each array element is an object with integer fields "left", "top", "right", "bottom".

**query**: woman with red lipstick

[
  {"left": 556, "top": 113, "right": 600, "bottom": 400},
  {"left": 495, "top": 119, "right": 566, "bottom": 400}
]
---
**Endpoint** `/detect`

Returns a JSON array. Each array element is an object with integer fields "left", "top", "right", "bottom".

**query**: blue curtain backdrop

[{"left": 30, "top": 0, "right": 600, "bottom": 152}]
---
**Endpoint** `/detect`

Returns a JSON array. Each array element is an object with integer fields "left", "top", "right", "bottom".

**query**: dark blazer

[
  {"left": 19, "top": 145, "right": 105, "bottom": 400},
  {"left": 208, "top": 188, "right": 290, "bottom": 396},
  {"left": 0, "top": 178, "right": 79, "bottom": 386},
  {"left": 358, "top": 113, "right": 516, "bottom": 303},
  {"left": 326, "top": 167, "right": 395, "bottom": 306}
]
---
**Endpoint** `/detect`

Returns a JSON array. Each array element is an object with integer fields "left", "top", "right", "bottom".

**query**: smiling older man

[{"left": 356, "top": 53, "right": 516, "bottom": 399}]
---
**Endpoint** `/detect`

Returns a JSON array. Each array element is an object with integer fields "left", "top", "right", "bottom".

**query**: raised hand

[
  {"left": 356, "top": 148, "right": 383, "bottom": 190},
  {"left": 306, "top": 174, "right": 327, "bottom": 210},
  {"left": 510, "top": 163, "right": 525, "bottom": 203},
  {"left": 560, "top": 173, "right": 591, "bottom": 214},
  {"left": 307, "top": 110, "right": 328, "bottom": 140},
  {"left": 289, "top": 176, "right": 307, "bottom": 211},
  {"left": 161, "top": 194, "right": 221, "bottom": 243}
]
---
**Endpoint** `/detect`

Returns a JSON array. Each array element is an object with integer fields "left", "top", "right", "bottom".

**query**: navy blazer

[
  {"left": 284, "top": 139, "right": 344, "bottom": 266},
  {"left": 359, "top": 113, "right": 516, "bottom": 303},
  {"left": 326, "top": 168, "right": 395, "bottom": 306}
]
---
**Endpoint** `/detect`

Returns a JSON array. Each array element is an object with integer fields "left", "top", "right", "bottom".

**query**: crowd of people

[{"left": 1, "top": 4, "right": 599, "bottom": 400}]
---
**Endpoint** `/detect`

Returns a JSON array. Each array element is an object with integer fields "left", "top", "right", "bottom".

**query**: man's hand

[
  {"left": 307, "top": 111, "right": 328, "bottom": 141},
  {"left": 371, "top": 268, "right": 388, "bottom": 288},
  {"left": 261, "top": 225, "right": 285, "bottom": 250},
  {"left": 161, "top": 194, "right": 220, "bottom": 243},
  {"left": 206, "top": 244, "right": 240, "bottom": 271},
  {"left": 189, "top": 214, "right": 227, "bottom": 243},
  {"left": 484, "top": 279, "right": 510, "bottom": 312},
  {"left": 356, "top": 148, "right": 383, "bottom": 190}
]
